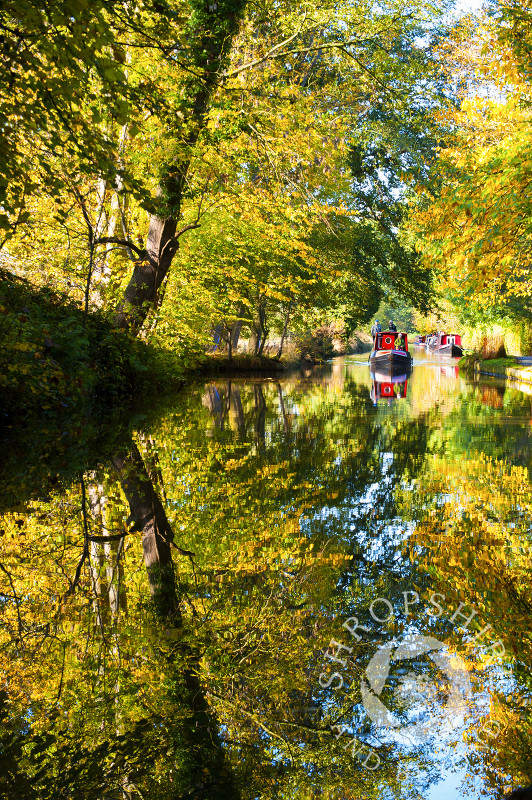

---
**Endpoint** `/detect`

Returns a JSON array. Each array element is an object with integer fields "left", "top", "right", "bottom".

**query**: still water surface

[{"left": 2, "top": 353, "right": 532, "bottom": 799}]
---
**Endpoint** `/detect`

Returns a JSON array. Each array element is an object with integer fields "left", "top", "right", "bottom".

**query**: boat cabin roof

[{"left": 439, "top": 333, "right": 462, "bottom": 343}]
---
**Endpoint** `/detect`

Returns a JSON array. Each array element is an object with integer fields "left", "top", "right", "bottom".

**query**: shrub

[{"left": 294, "top": 327, "right": 335, "bottom": 363}]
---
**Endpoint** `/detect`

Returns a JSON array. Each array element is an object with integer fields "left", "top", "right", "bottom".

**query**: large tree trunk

[
  {"left": 230, "top": 306, "right": 246, "bottom": 352},
  {"left": 114, "top": 2, "right": 247, "bottom": 333},
  {"left": 231, "top": 320, "right": 242, "bottom": 351},
  {"left": 114, "top": 216, "right": 179, "bottom": 332},
  {"left": 249, "top": 330, "right": 259, "bottom": 356}
]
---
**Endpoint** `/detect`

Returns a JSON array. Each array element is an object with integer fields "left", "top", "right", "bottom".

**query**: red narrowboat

[
  {"left": 369, "top": 330, "right": 412, "bottom": 373},
  {"left": 414, "top": 334, "right": 427, "bottom": 346},
  {"left": 428, "top": 333, "right": 463, "bottom": 357}
]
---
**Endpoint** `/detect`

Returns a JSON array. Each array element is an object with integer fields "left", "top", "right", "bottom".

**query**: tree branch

[
  {"left": 340, "top": 48, "right": 398, "bottom": 93},
  {"left": 224, "top": 25, "right": 304, "bottom": 78},
  {"left": 63, "top": 474, "right": 90, "bottom": 600},
  {"left": 175, "top": 222, "right": 201, "bottom": 239},
  {"left": 224, "top": 26, "right": 398, "bottom": 79},
  {"left": 94, "top": 236, "right": 146, "bottom": 258}
]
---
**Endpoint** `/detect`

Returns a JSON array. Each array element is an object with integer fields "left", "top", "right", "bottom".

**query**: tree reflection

[{"left": 3, "top": 364, "right": 532, "bottom": 798}]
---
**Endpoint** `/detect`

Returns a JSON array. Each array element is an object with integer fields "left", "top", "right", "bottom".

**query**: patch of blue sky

[{"left": 454, "top": 0, "right": 486, "bottom": 15}]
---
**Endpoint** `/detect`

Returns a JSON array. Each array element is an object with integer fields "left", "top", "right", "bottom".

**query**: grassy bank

[{"left": 459, "top": 355, "right": 532, "bottom": 385}]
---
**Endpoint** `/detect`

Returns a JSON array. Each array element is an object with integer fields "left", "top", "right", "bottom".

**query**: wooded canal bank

[{"left": 0, "top": 271, "right": 372, "bottom": 427}]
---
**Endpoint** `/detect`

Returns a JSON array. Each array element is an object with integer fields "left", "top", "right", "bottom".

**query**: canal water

[{"left": 1, "top": 353, "right": 531, "bottom": 799}]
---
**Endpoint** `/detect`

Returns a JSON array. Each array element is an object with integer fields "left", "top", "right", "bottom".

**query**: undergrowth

[{"left": 0, "top": 269, "right": 186, "bottom": 425}]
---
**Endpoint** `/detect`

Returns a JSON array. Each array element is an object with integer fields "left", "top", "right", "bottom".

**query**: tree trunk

[
  {"left": 92, "top": 124, "right": 131, "bottom": 309},
  {"left": 276, "top": 382, "right": 290, "bottom": 433},
  {"left": 254, "top": 302, "right": 268, "bottom": 356},
  {"left": 114, "top": 216, "right": 179, "bottom": 332},
  {"left": 227, "top": 326, "right": 233, "bottom": 360},
  {"left": 230, "top": 306, "right": 246, "bottom": 352},
  {"left": 87, "top": 476, "right": 109, "bottom": 630},
  {"left": 111, "top": 442, "right": 179, "bottom": 619},
  {"left": 276, "top": 308, "right": 291, "bottom": 359},
  {"left": 114, "top": 2, "right": 247, "bottom": 333},
  {"left": 254, "top": 385, "right": 267, "bottom": 444},
  {"left": 230, "top": 385, "right": 246, "bottom": 440},
  {"left": 249, "top": 330, "right": 259, "bottom": 356}
]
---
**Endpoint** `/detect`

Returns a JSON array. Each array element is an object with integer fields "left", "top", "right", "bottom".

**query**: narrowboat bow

[{"left": 369, "top": 331, "right": 412, "bottom": 373}]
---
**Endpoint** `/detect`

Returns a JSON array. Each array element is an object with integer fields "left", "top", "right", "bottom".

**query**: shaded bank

[
  {"left": 0, "top": 270, "right": 185, "bottom": 426},
  {"left": 200, "top": 354, "right": 287, "bottom": 374}
]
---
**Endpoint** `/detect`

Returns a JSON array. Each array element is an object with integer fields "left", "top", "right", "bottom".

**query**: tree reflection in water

[{"left": 1, "top": 360, "right": 532, "bottom": 799}]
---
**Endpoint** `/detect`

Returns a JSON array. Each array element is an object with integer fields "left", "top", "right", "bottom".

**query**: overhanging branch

[
  {"left": 224, "top": 22, "right": 402, "bottom": 80},
  {"left": 95, "top": 236, "right": 147, "bottom": 258}
]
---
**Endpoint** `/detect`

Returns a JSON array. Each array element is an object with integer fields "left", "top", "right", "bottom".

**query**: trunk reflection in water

[{"left": 1, "top": 358, "right": 532, "bottom": 799}]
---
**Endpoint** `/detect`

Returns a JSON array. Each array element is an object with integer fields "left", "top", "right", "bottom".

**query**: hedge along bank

[{"left": 316, "top": 589, "right": 510, "bottom": 772}]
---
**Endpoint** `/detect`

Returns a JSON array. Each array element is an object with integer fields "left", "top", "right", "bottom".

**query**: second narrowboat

[{"left": 428, "top": 333, "right": 463, "bottom": 357}]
